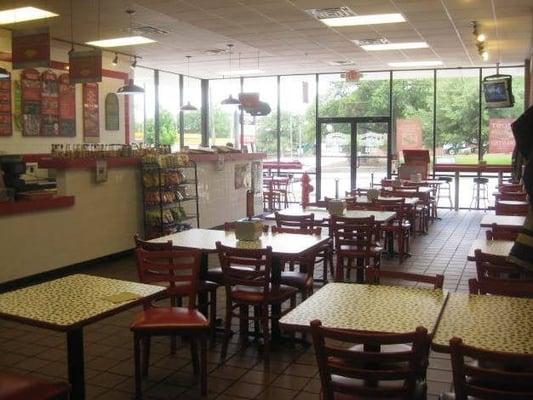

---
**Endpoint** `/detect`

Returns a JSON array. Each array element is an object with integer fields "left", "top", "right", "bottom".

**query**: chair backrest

[
  {"left": 271, "top": 225, "right": 322, "bottom": 236},
  {"left": 494, "top": 201, "right": 528, "bottom": 216},
  {"left": 311, "top": 320, "right": 430, "bottom": 400},
  {"left": 473, "top": 249, "right": 522, "bottom": 281},
  {"left": 365, "top": 267, "right": 444, "bottom": 289},
  {"left": 373, "top": 197, "right": 406, "bottom": 205},
  {"left": 499, "top": 183, "right": 525, "bottom": 193},
  {"left": 134, "top": 234, "right": 173, "bottom": 283},
  {"left": 274, "top": 212, "right": 315, "bottom": 229},
  {"left": 224, "top": 221, "right": 270, "bottom": 233},
  {"left": 330, "top": 215, "right": 376, "bottom": 250},
  {"left": 485, "top": 223, "right": 519, "bottom": 241},
  {"left": 216, "top": 242, "right": 273, "bottom": 294},
  {"left": 450, "top": 337, "right": 533, "bottom": 400},
  {"left": 346, "top": 188, "right": 368, "bottom": 197},
  {"left": 135, "top": 247, "right": 202, "bottom": 308},
  {"left": 468, "top": 278, "right": 533, "bottom": 298},
  {"left": 495, "top": 192, "right": 528, "bottom": 201}
]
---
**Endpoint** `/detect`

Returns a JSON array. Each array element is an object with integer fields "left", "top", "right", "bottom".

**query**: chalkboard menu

[
  {"left": 0, "top": 77, "right": 12, "bottom": 136},
  {"left": 105, "top": 93, "right": 119, "bottom": 131},
  {"left": 40, "top": 70, "right": 59, "bottom": 136},
  {"left": 58, "top": 73, "right": 75, "bottom": 136},
  {"left": 21, "top": 68, "right": 41, "bottom": 136}
]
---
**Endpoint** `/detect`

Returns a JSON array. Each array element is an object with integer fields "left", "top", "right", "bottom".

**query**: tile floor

[{"left": 0, "top": 210, "right": 487, "bottom": 399}]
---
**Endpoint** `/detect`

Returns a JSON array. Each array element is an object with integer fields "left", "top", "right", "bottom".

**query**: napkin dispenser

[
  {"left": 327, "top": 200, "right": 345, "bottom": 216},
  {"left": 235, "top": 219, "right": 263, "bottom": 241}
]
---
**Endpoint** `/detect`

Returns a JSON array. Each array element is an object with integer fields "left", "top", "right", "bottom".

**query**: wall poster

[
  {"left": 58, "top": 73, "right": 76, "bottom": 136},
  {"left": 12, "top": 28, "right": 50, "bottom": 69},
  {"left": 69, "top": 49, "right": 102, "bottom": 84},
  {"left": 235, "top": 163, "right": 251, "bottom": 190},
  {"left": 40, "top": 70, "right": 59, "bottom": 136},
  {"left": 105, "top": 93, "right": 119, "bottom": 131},
  {"left": 0, "top": 77, "right": 12, "bottom": 136},
  {"left": 21, "top": 68, "right": 41, "bottom": 136},
  {"left": 83, "top": 82, "right": 99, "bottom": 142}
]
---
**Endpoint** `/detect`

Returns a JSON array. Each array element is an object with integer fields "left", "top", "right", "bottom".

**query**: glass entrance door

[{"left": 317, "top": 117, "right": 391, "bottom": 200}]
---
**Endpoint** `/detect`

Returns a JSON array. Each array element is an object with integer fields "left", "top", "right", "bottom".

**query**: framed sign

[
  {"left": 105, "top": 93, "right": 119, "bottom": 131},
  {"left": 40, "top": 70, "right": 59, "bottom": 136},
  {"left": 12, "top": 28, "right": 50, "bottom": 69},
  {"left": 58, "top": 74, "right": 76, "bottom": 137},
  {"left": 0, "top": 77, "right": 12, "bottom": 136},
  {"left": 21, "top": 68, "right": 41, "bottom": 136},
  {"left": 83, "top": 83, "right": 99, "bottom": 142},
  {"left": 69, "top": 49, "right": 102, "bottom": 84}
]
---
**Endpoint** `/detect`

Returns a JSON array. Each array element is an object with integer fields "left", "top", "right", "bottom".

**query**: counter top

[
  {"left": 434, "top": 163, "right": 512, "bottom": 172},
  {"left": 0, "top": 196, "right": 75, "bottom": 216}
]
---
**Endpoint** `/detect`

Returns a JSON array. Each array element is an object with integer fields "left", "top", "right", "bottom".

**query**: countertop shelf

[{"left": 0, "top": 196, "right": 75, "bottom": 216}]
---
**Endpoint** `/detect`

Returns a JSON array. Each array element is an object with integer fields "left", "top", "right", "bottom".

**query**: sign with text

[
  {"left": 69, "top": 49, "right": 102, "bottom": 84},
  {"left": 488, "top": 118, "right": 515, "bottom": 154},
  {"left": 83, "top": 83, "right": 99, "bottom": 142},
  {"left": 344, "top": 70, "right": 361, "bottom": 82},
  {"left": 12, "top": 28, "right": 50, "bottom": 69},
  {"left": 396, "top": 118, "right": 423, "bottom": 155}
]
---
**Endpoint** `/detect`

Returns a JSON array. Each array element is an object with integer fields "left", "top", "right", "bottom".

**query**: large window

[
  {"left": 133, "top": 68, "right": 155, "bottom": 143},
  {"left": 435, "top": 68, "right": 480, "bottom": 164},
  {"left": 392, "top": 70, "right": 434, "bottom": 166},
  {"left": 158, "top": 72, "right": 180, "bottom": 147},
  {"left": 242, "top": 77, "right": 278, "bottom": 157},
  {"left": 209, "top": 78, "right": 240, "bottom": 147},
  {"left": 183, "top": 77, "right": 202, "bottom": 148}
]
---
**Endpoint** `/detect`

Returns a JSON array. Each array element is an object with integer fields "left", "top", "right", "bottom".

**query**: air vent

[
  {"left": 204, "top": 48, "right": 227, "bottom": 55},
  {"left": 132, "top": 25, "right": 168, "bottom": 36},
  {"left": 327, "top": 60, "right": 356, "bottom": 66},
  {"left": 353, "top": 38, "right": 390, "bottom": 46},
  {"left": 306, "top": 7, "right": 356, "bottom": 20}
]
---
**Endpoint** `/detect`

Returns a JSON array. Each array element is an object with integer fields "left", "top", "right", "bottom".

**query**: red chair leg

[
  {"left": 200, "top": 335, "right": 207, "bottom": 396},
  {"left": 141, "top": 335, "right": 151, "bottom": 378},
  {"left": 220, "top": 299, "right": 232, "bottom": 363},
  {"left": 190, "top": 338, "right": 199, "bottom": 375},
  {"left": 134, "top": 332, "right": 143, "bottom": 399},
  {"left": 261, "top": 304, "right": 270, "bottom": 365}
]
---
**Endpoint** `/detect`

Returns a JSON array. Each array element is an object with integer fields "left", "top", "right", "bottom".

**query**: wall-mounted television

[{"left": 482, "top": 74, "right": 514, "bottom": 108}]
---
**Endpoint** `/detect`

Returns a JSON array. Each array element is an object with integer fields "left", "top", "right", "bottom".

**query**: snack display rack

[{"left": 140, "top": 154, "right": 200, "bottom": 239}]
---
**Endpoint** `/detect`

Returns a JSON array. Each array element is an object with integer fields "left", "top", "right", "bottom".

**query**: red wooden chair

[
  {"left": 473, "top": 249, "right": 529, "bottom": 282},
  {"left": 131, "top": 248, "right": 209, "bottom": 398},
  {"left": 331, "top": 215, "right": 383, "bottom": 283},
  {"left": 134, "top": 234, "right": 218, "bottom": 340},
  {"left": 468, "top": 277, "right": 533, "bottom": 298},
  {"left": 310, "top": 320, "right": 431, "bottom": 400},
  {"left": 494, "top": 191, "right": 528, "bottom": 201},
  {"left": 275, "top": 212, "right": 334, "bottom": 282},
  {"left": 373, "top": 201, "right": 412, "bottom": 263},
  {"left": 498, "top": 183, "right": 525, "bottom": 193},
  {"left": 216, "top": 242, "right": 297, "bottom": 364},
  {"left": 365, "top": 267, "right": 444, "bottom": 289},
  {"left": 0, "top": 372, "right": 69, "bottom": 400},
  {"left": 441, "top": 337, "right": 533, "bottom": 400},
  {"left": 494, "top": 201, "right": 528, "bottom": 216},
  {"left": 485, "top": 223, "right": 520, "bottom": 241}
]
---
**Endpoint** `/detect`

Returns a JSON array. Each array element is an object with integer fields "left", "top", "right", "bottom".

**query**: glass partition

[
  {"left": 183, "top": 77, "right": 202, "bottom": 148},
  {"left": 209, "top": 78, "right": 240, "bottom": 147},
  {"left": 158, "top": 72, "right": 180, "bottom": 147},
  {"left": 133, "top": 68, "right": 155, "bottom": 144}
]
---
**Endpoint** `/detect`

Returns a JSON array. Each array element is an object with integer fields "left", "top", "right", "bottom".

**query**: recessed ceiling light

[
  {"left": 86, "top": 36, "right": 156, "bottom": 47},
  {"left": 320, "top": 13, "right": 405, "bottom": 27},
  {"left": 0, "top": 6, "right": 58, "bottom": 25},
  {"left": 358, "top": 41, "right": 429, "bottom": 51},
  {"left": 388, "top": 61, "right": 443, "bottom": 67},
  {"left": 219, "top": 69, "right": 263, "bottom": 75}
]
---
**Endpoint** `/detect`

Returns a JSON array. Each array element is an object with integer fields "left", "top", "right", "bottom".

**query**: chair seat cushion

[
  {"left": 0, "top": 371, "right": 69, "bottom": 400},
  {"left": 231, "top": 284, "right": 297, "bottom": 303},
  {"left": 131, "top": 306, "right": 209, "bottom": 331},
  {"left": 280, "top": 271, "right": 313, "bottom": 289}
]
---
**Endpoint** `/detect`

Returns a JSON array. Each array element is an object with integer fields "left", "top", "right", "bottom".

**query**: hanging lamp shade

[
  {"left": 0, "top": 67, "right": 9, "bottom": 79},
  {"left": 116, "top": 79, "right": 144, "bottom": 95},
  {"left": 221, "top": 94, "right": 240, "bottom": 105},
  {"left": 180, "top": 101, "right": 198, "bottom": 112}
]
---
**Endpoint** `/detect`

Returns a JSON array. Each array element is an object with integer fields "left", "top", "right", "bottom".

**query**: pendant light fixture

[
  {"left": 116, "top": 10, "right": 144, "bottom": 96},
  {"left": 221, "top": 44, "right": 240, "bottom": 106},
  {"left": 180, "top": 56, "right": 197, "bottom": 112}
]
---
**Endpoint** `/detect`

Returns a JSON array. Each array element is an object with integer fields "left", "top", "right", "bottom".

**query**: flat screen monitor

[{"left": 483, "top": 75, "right": 514, "bottom": 108}]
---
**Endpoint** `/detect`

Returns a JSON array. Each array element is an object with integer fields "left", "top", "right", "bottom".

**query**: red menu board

[
  {"left": 58, "top": 73, "right": 75, "bottom": 137},
  {"left": 83, "top": 83, "right": 99, "bottom": 142},
  {"left": 69, "top": 50, "right": 102, "bottom": 84},
  {"left": 396, "top": 118, "right": 423, "bottom": 155},
  {"left": 488, "top": 118, "right": 516, "bottom": 154},
  {"left": 41, "top": 70, "right": 59, "bottom": 136},
  {"left": 12, "top": 28, "right": 50, "bottom": 69},
  {"left": 0, "top": 78, "right": 12, "bottom": 136},
  {"left": 21, "top": 68, "right": 41, "bottom": 136}
]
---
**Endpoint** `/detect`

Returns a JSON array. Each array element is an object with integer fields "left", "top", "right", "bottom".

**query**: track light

[
  {"left": 472, "top": 21, "right": 489, "bottom": 61},
  {"left": 130, "top": 57, "right": 137, "bottom": 69},
  {"left": 481, "top": 51, "right": 489, "bottom": 61},
  {"left": 477, "top": 33, "right": 486, "bottom": 42},
  {"left": 112, "top": 53, "right": 118, "bottom": 66}
]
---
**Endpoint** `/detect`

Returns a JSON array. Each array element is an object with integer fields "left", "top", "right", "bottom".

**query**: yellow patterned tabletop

[
  {"left": 279, "top": 283, "right": 448, "bottom": 334},
  {"left": 0, "top": 274, "right": 165, "bottom": 331},
  {"left": 432, "top": 292, "right": 533, "bottom": 354}
]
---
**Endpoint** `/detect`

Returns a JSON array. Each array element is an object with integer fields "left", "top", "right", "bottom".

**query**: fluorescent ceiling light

[
  {"left": 388, "top": 61, "right": 443, "bottom": 67},
  {"left": 86, "top": 36, "right": 156, "bottom": 47},
  {"left": 359, "top": 41, "right": 429, "bottom": 51},
  {"left": 320, "top": 13, "right": 405, "bottom": 27},
  {"left": 219, "top": 69, "right": 263, "bottom": 75},
  {"left": 0, "top": 6, "right": 58, "bottom": 24}
]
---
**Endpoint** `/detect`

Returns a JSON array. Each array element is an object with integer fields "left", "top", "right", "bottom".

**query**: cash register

[{"left": 0, "top": 155, "right": 56, "bottom": 198}]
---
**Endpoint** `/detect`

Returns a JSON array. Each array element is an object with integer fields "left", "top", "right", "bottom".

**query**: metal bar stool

[
  {"left": 437, "top": 176, "right": 453, "bottom": 209},
  {"left": 469, "top": 177, "right": 489, "bottom": 210}
]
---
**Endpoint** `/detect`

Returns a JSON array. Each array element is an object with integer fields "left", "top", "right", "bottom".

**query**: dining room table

[
  {"left": 467, "top": 239, "right": 514, "bottom": 261},
  {"left": 347, "top": 196, "right": 419, "bottom": 207},
  {"left": 480, "top": 214, "right": 526, "bottom": 229},
  {"left": 0, "top": 274, "right": 165, "bottom": 400},
  {"left": 279, "top": 282, "right": 448, "bottom": 334},
  {"left": 264, "top": 206, "right": 397, "bottom": 225},
  {"left": 432, "top": 292, "right": 533, "bottom": 353},
  {"left": 149, "top": 228, "right": 330, "bottom": 338}
]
